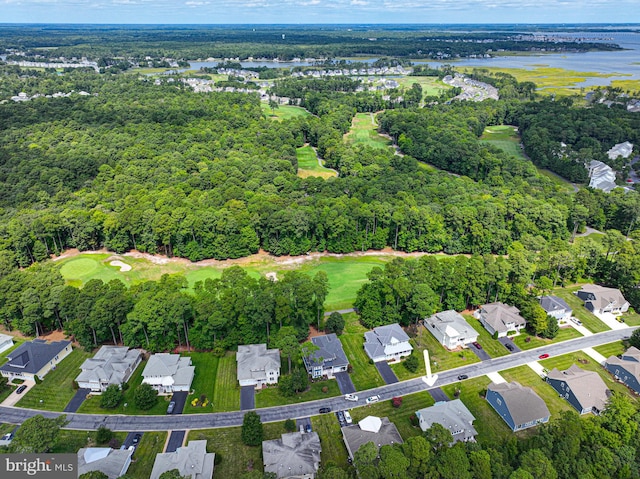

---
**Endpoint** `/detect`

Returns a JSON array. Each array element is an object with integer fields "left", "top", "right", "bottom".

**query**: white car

[
  {"left": 571, "top": 317, "right": 583, "bottom": 326},
  {"left": 366, "top": 395, "right": 380, "bottom": 404},
  {"left": 344, "top": 394, "right": 358, "bottom": 402},
  {"left": 343, "top": 410, "right": 353, "bottom": 424}
]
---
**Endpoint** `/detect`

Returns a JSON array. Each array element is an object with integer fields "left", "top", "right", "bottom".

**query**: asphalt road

[{"left": 0, "top": 328, "right": 632, "bottom": 432}]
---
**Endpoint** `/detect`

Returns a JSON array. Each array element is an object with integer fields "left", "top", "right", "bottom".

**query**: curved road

[{"left": 0, "top": 328, "right": 632, "bottom": 431}]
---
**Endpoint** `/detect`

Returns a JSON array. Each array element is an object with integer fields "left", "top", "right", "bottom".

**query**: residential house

[
  {"left": 0, "top": 339, "right": 72, "bottom": 381},
  {"left": 142, "top": 353, "right": 194, "bottom": 395},
  {"left": 262, "top": 432, "right": 321, "bottom": 479},
  {"left": 341, "top": 416, "right": 403, "bottom": 460},
  {"left": 0, "top": 334, "right": 14, "bottom": 354},
  {"left": 587, "top": 160, "right": 618, "bottom": 193},
  {"left": 546, "top": 365, "right": 610, "bottom": 414},
  {"left": 474, "top": 303, "right": 526, "bottom": 338},
  {"left": 539, "top": 296, "right": 573, "bottom": 323},
  {"left": 576, "top": 285, "right": 630, "bottom": 315},
  {"left": 607, "top": 141, "right": 634, "bottom": 160},
  {"left": 76, "top": 346, "right": 143, "bottom": 392},
  {"left": 237, "top": 344, "right": 281, "bottom": 389},
  {"left": 425, "top": 310, "right": 479, "bottom": 349},
  {"left": 302, "top": 334, "right": 349, "bottom": 379},
  {"left": 486, "top": 381, "right": 550, "bottom": 431},
  {"left": 605, "top": 346, "right": 640, "bottom": 394},
  {"left": 415, "top": 399, "right": 477, "bottom": 443},
  {"left": 150, "top": 440, "right": 214, "bottom": 479},
  {"left": 77, "top": 448, "right": 134, "bottom": 479},
  {"left": 364, "top": 324, "right": 413, "bottom": 363}
]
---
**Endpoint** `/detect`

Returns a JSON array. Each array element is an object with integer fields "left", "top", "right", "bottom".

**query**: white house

[
  {"left": 77, "top": 448, "right": 134, "bottom": 479},
  {"left": 76, "top": 346, "right": 143, "bottom": 392},
  {"left": 364, "top": 324, "right": 412, "bottom": 363},
  {"left": 303, "top": 334, "right": 349, "bottom": 379},
  {"left": 576, "top": 285, "right": 630, "bottom": 315},
  {"left": 474, "top": 303, "right": 526, "bottom": 338},
  {"left": 150, "top": 440, "right": 214, "bottom": 479},
  {"left": 539, "top": 296, "right": 573, "bottom": 323},
  {"left": 0, "top": 334, "right": 14, "bottom": 354},
  {"left": 237, "top": 344, "right": 281, "bottom": 389},
  {"left": 0, "top": 339, "right": 72, "bottom": 381},
  {"left": 425, "top": 310, "right": 479, "bottom": 349},
  {"left": 142, "top": 353, "right": 194, "bottom": 395},
  {"left": 415, "top": 399, "right": 477, "bottom": 443}
]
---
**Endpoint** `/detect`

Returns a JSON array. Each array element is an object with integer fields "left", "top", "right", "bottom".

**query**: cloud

[
  {"left": 185, "top": 0, "right": 210, "bottom": 5},
  {"left": 351, "top": 0, "right": 368, "bottom": 4}
]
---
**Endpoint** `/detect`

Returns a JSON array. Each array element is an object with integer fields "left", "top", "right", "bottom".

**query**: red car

[
  {"left": 472, "top": 342, "right": 482, "bottom": 350},
  {"left": 538, "top": 353, "right": 549, "bottom": 359}
]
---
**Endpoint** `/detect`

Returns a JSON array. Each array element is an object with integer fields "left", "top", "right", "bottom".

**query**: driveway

[
  {"left": 1, "top": 380, "right": 35, "bottom": 407},
  {"left": 169, "top": 391, "right": 188, "bottom": 415},
  {"left": 468, "top": 343, "right": 491, "bottom": 361},
  {"left": 296, "top": 417, "right": 312, "bottom": 433},
  {"left": 64, "top": 388, "right": 91, "bottom": 413},
  {"left": 334, "top": 372, "right": 356, "bottom": 394},
  {"left": 240, "top": 386, "right": 255, "bottom": 410},
  {"left": 375, "top": 362, "right": 398, "bottom": 384},
  {"left": 123, "top": 432, "right": 143, "bottom": 449},
  {"left": 428, "top": 387, "right": 449, "bottom": 403},
  {"left": 594, "top": 311, "right": 629, "bottom": 330},
  {"left": 498, "top": 337, "right": 521, "bottom": 353},
  {"left": 165, "top": 430, "right": 185, "bottom": 453}
]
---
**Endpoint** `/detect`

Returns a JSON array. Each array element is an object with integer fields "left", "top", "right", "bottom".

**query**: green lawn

[
  {"left": 344, "top": 112, "right": 391, "bottom": 150},
  {"left": 620, "top": 309, "right": 640, "bottom": 326},
  {"left": 0, "top": 383, "right": 16, "bottom": 403},
  {"left": 126, "top": 432, "right": 167, "bottom": 479},
  {"left": 553, "top": 286, "right": 610, "bottom": 333},
  {"left": 261, "top": 103, "right": 312, "bottom": 121},
  {"left": 441, "top": 377, "right": 515, "bottom": 444},
  {"left": 500, "top": 365, "right": 572, "bottom": 417},
  {"left": 339, "top": 314, "right": 385, "bottom": 391},
  {"left": 512, "top": 327, "right": 583, "bottom": 350},
  {"left": 480, "top": 125, "right": 527, "bottom": 161},
  {"left": 183, "top": 352, "right": 219, "bottom": 414},
  {"left": 51, "top": 430, "right": 128, "bottom": 454},
  {"left": 77, "top": 360, "right": 170, "bottom": 415},
  {"left": 311, "top": 413, "right": 350, "bottom": 470},
  {"left": 463, "top": 315, "right": 510, "bottom": 358},
  {"left": 296, "top": 145, "right": 336, "bottom": 179},
  {"left": 212, "top": 352, "right": 241, "bottom": 412},
  {"left": 594, "top": 341, "right": 627, "bottom": 358},
  {"left": 16, "top": 349, "right": 91, "bottom": 411},
  {"left": 256, "top": 379, "right": 340, "bottom": 408},
  {"left": 395, "top": 76, "right": 451, "bottom": 98}
]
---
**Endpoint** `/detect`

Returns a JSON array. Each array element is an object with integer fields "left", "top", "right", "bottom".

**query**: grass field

[
  {"left": 553, "top": 286, "right": 610, "bottom": 333},
  {"left": 480, "top": 125, "right": 527, "bottom": 160},
  {"left": 296, "top": 145, "right": 337, "bottom": 179},
  {"left": 261, "top": 103, "right": 312, "bottom": 121},
  {"left": 512, "top": 327, "right": 583, "bottom": 350},
  {"left": 212, "top": 352, "right": 241, "bottom": 412},
  {"left": 77, "top": 360, "right": 170, "bottom": 415},
  {"left": 50, "top": 430, "right": 128, "bottom": 454},
  {"left": 463, "top": 315, "right": 510, "bottom": 358},
  {"left": 256, "top": 378, "right": 340, "bottom": 408},
  {"left": 395, "top": 75, "right": 451, "bottom": 98},
  {"left": 311, "top": 413, "right": 350, "bottom": 470},
  {"left": 16, "top": 349, "right": 91, "bottom": 411},
  {"left": 344, "top": 112, "right": 391, "bottom": 150},
  {"left": 339, "top": 313, "right": 385, "bottom": 391},
  {"left": 126, "top": 432, "right": 167, "bottom": 479},
  {"left": 594, "top": 341, "right": 627, "bottom": 358},
  {"left": 183, "top": 352, "right": 219, "bottom": 414},
  {"left": 500, "top": 365, "right": 572, "bottom": 417}
]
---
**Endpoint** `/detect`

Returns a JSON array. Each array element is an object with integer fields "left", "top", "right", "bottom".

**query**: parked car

[
  {"left": 343, "top": 410, "right": 353, "bottom": 424},
  {"left": 457, "top": 374, "right": 469, "bottom": 380},
  {"left": 366, "top": 395, "right": 380, "bottom": 404},
  {"left": 132, "top": 434, "right": 142, "bottom": 445},
  {"left": 305, "top": 423, "right": 312, "bottom": 433},
  {"left": 539, "top": 353, "right": 550, "bottom": 359},
  {"left": 571, "top": 317, "right": 582, "bottom": 326},
  {"left": 337, "top": 411, "right": 345, "bottom": 424},
  {"left": 472, "top": 342, "right": 482, "bottom": 350},
  {"left": 16, "top": 385, "right": 27, "bottom": 394},
  {"left": 344, "top": 393, "right": 358, "bottom": 402},
  {"left": 167, "top": 401, "right": 176, "bottom": 414},
  {"left": 505, "top": 343, "right": 514, "bottom": 352},
  {"left": 319, "top": 407, "right": 331, "bottom": 414}
]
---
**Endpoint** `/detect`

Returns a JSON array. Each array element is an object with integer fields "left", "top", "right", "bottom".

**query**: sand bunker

[
  {"left": 266, "top": 272, "right": 278, "bottom": 281},
  {"left": 110, "top": 260, "right": 132, "bottom": 272}
]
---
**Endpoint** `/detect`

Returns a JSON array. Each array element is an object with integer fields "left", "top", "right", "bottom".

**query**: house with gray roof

[
  {"left": 546, "top": 365, "right": 610, "bottom": 415},
  {"left": 303, "top": 334, "right": 349, "bottom": 379},
  {"left": 76, "top": 346, "right": 143, "bottom": 392},
  {"left": 486, "top": 381, "right": 550, "bottom": 431},
  {"left": 588, "top": 160, "right": 618, "bottom": 193},
  {"left": 474, "top": 303, "right": 526, "bottom": 338},
  {"left": 415, "top": 399, "right": 477, "bottom": 443},
  {"left": 0, "top": 339, "right": 72, "bottom": 381},
  {"left": 237, "top": 343, "right": 281, "bottom": 389},
  {"left": 77, "top": 447, "right": 133, "bottom": 479},
  {"left": 364, "top": 324, "right": 412, "bottom": 363},
  {"left": 0, "top": 334, "right": 14, "bottom": 354},
  {"left": 341, "top": 416, "right": 403, "bottom": 460},
  {"left": 576, "top": 285, "right": 629, "bottom": 315},
  {"left": 425, "top": 310, "right": 479, "bottom": 349},
  {"left": 607, "top": 141, "right": 634, "bottom": 160},
  {"left": 262, "top": 432, "right": 321, "bottom": 479},
  {"left": 142, "top": 353, "right": 194, "bottom": 395},
  {"left": 150, "top": 440, "right": 214, "bottom": 479},
  {"left": 539, "top": 296, "right": 572, "bottom": 323},
  {"left": 605, "top": 346, "right": 640, "bottom": 394}
]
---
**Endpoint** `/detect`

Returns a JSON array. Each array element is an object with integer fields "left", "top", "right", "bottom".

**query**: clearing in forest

[
  {"left": 344, "top": 112, "right": 391, "bottom": 150},
  {"left": 261, "top": 103, "right": 312, "bottom": 120},
  {"left": 296, "top": 145, "right": 337, "bottom": 179}
]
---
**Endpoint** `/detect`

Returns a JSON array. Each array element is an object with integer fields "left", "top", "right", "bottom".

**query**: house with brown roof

[
  {"left": 546, "top": 365, "right": 610, "bottom": 415},
  {"left": 474, "top": 303, "right": 526, "bottom": 338},
  {"left": 486, "top": 381, "right": 550, "bottom": 431}
]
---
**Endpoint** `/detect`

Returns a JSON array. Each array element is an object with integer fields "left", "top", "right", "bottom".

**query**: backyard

[
  {"left": 311, "top": 413, "right": 350, "bottom": 470},
  {"left": 338, "top": 313, "right": 385, "bottom": 391}
]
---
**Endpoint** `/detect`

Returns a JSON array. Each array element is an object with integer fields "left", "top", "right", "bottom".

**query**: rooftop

[
  {"left": 547, "top": 364, "right": 609, "bottom": 412},
  {"left": 425, "top": 310, "right": 479, "bottom": 340},
  {"left": 150, "top": 440, "right": 214, "bottom": 479},
  {"left": 488, "top": 381, "right": 550, "bottom": 426},
  {"left": 237, "top": 344, "right": 281, "bottom": 381},
  {"left": 0, "top": 339, "right": 71, "bottom": 376},
  {"left": 416, "top": 399, "right": 477, "bottom": 442},
  {"left": 77, "top": 448, "right": 133, "bottom": 479},
  {"left": 341, "top": 416, "right": 403, "bottom": 459},
  {"left": 263, "top": 432, "right": 321, "bottom": 479},
  {"left": 304, "top": 333, "right": 348, "bottom": 369}
]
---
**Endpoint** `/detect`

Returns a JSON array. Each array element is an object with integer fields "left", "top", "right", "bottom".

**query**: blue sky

[{"left": 1, "top": 0, "right": 639, "bottom": 24}]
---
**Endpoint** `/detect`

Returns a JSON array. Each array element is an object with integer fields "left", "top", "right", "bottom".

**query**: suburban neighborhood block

[
  {"left": 605, "top": 346, "right": 640, "bottom": 393},
  {"left": 486, "top": 381, "right": 550, "bottom": 431},
  {"left": 77, "top": 447, "right": 134, "bottom": 479},
  {"left": 539, "top": 295, "right": 573, "bottom": 323},
  {"left": 0, "top": 333, "right": 14, "bottom": 354},
  {"left": 341, "top": 416, "right": 403, "bottom": 459},
  {"left": 150, "top": 440, "right": 214, "bottom": 479},
  {"left": 546, "top": 365, "right": 610, "bottom": 415},
  {"left": 576, "top": 285, "right": 630, "bottom": 315},
  {"left": 474, "top": 302, "right": 526, "bottom": 338},
  {"left": 142, "top": 353, "right": 195, "bottom": 395},
  {"left": 237, "top": 343, "right": 281, "bottom": 388},
  {"left": 262, "top": 431, "right": 321, "bottom": 479},
  {"left": 76, "top": 345, "right": 143, "bottom": 392},
  {"left": 364, "top": 324, "right": 413, "bottom": 362},
  {"left": 424, "top": 310, "right": 479, "bottom": 349},
  {"left": 0, "top": 339, "right": 72, "bottom": 381},
  {"left": 303, "top": 333, "right": 349, "bottom": 379},
  {"left": 415, "top": 398, "right": 477, "bottom": 443}
]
